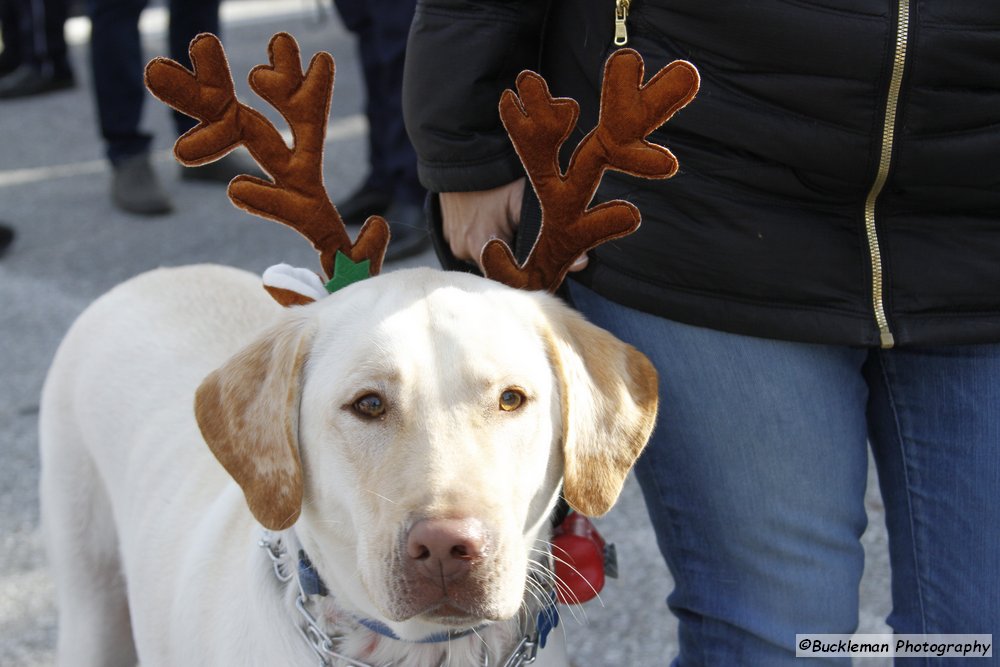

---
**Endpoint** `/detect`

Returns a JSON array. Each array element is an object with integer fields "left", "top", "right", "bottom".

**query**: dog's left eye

[
  {"left": 351, "top": 393, "right": 386, "bottom": 419},
  {"left": 499, "top": 388, "right": 526, "bottom": 412}
]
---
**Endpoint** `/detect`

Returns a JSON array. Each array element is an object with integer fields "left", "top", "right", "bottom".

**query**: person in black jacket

[{"left": 403, "top": 1, "right": 1000, "bottom": 663}]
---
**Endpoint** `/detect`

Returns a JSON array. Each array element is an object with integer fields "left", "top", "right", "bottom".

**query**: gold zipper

[
  {"left": 863, "top": 0, "right": 910, "bottom": 349},
  {"left": 614, "top": 0, "right": 631, "bottom": 46}
]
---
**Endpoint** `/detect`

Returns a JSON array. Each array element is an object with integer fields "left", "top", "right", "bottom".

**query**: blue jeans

[{"left": 568, "top": 281, "right": 1000, "bottom": 666}]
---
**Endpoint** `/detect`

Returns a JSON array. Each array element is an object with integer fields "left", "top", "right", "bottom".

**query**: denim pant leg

[
  {"left": 568, "top": 281, "right": 870, "bottom": 666},
  {"left": 866, "top": 345, "right": 1000, "bottom": 664},
  {"left": 87, "top": 0, "right": 151, "bottom": 163}
]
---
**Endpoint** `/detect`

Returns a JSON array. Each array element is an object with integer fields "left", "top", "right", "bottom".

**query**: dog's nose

[{"left": 406, "top": 518, "right": 486, "bottom": 580}]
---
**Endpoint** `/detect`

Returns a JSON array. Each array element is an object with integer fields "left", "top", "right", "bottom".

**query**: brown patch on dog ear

[
  {"left": 543, "top": 305, "right": 658, "bottom": 516},
  {"left": 194, "top": 314, "right": 313, "bottom": 529}
]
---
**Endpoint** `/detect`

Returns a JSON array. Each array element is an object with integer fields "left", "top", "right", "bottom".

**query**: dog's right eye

[
  {"left": 351, "top": 393, "right": 386, "bottom": 420},
  {"left": 499, "top": 388, "right": 526, "bottom": 412}
]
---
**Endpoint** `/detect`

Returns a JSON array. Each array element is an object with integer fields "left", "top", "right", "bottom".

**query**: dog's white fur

[{"left": 39, "top": 264, "right": 657, "bottom": 666}]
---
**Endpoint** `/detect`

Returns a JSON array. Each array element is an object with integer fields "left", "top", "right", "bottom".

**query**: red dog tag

[{"left": 551, "top": 512, "right": 609, "bottom": 604}]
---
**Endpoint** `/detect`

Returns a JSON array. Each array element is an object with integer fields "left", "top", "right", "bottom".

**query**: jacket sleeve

[{"left": 403, "top": 0, "right": 551, "bottom": 193}]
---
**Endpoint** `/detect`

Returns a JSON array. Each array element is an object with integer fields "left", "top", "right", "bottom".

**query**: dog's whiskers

[
  {"left": 470, "top": 625, "right": 489, "bottom": 648},
  {"left": 527, "top": 541, "right": 603, "bottom": 616},
  {"left": 467, "top": 625, "right": 491, "bottom": 664},
  {"left": 364, "top": 488, "right": 399, "bottom": 504},
  {"left": 521, "top": 571, "right": 549, "bottom": 611},
  {"left": 526, "top": 566, "right": 562, "bottom": 609},
  {"left": 528, "top": 565, "right": 591, "bottom": 625}
]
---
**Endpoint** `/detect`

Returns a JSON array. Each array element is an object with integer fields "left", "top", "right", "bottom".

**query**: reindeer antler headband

[
  {"left": 145, "top": 32, "right": 698, "bottom": 304},
  {"left": 485, "top": 51, "right": 698, "bottom": 291},
  {"left": 145, "top": 33, "right": 389, "bottom": 307}
]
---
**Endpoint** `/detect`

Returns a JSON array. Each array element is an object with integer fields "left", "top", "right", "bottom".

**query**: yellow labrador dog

[{"left": 39, "top": 263, "right": 657, "bottom": 666}]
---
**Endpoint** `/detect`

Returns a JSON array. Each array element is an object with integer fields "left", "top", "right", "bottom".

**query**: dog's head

[{"left": 195, "top": 268, "right": 657, "bottom": 639}]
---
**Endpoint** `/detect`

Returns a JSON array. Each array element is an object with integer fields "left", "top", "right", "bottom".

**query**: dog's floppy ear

[
  {"left": 544, "top": 306, "right": 658, "bottom": 516},
  {"left": 194, "top": 314, "right": 313, "bottom": 530}
]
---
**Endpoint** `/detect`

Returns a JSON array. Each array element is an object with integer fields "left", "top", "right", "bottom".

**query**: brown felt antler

[
  {"left": 144, "top": 32, "right": 389, "bottom": 306},
  {"left": 482, "top": 49, "right": 699, "bottom": 292}
]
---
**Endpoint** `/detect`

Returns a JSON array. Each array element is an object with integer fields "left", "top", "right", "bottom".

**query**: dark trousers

[
  {"left": 0, "top": 0, "right": 71, "bottom": 74},
  {"left": 86, "top": 0, "right": 218, "bottom": 163},
  {"left": 0, "top": 0, "right": 22, "bottom": 70},
  {"left": 333, "top": 0, "right": 422, "bottom": 205}
]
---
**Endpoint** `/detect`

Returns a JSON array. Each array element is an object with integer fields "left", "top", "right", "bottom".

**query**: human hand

[
  {"left": 439, "top": 178, "right": 588, "bottom": 272},
  {"left": 439, "top": 179, "right": 526, "bottom": 268}
]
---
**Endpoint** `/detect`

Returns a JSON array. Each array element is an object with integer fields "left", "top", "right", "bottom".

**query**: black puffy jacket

[{"left": 403, "top": 0, "right": 1000, "bottom": 348}]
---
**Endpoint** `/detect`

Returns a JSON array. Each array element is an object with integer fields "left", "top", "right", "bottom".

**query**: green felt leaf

[{"left": 324, "top": 251, "right": 371, "bottom": 293}]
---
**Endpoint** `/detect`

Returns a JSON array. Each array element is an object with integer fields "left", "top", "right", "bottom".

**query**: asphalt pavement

[{"left": 0, "top": 3, "right": 892, "bottom": 664}]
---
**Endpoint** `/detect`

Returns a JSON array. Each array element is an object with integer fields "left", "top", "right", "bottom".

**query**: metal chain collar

[
  {"left": 259, "top": 534, "right": 550, "bottom": 667},
  {"left": 260, "top": 534, "right": 375, "bottom": 667}
]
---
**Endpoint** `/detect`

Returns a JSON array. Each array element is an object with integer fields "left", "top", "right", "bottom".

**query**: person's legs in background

[
  {"left": 333, "top": 0, "right": 428, "bottom": 260},
  {"left": 0, "top": 0, "right": 74, "bottom": 97},
  {"left": 0, "top": 0, "right": 24, "bottom": 75},
  {"left": 569, "top": 280, "right": 871, "bottom": 666},
  {"left": 87, "top": 0, "right": 254, "bottom": 215},
  {"left": 166, "top": 0, "right": 216, "bottom": 139},
  {"left": 167, "top": 0, "right": 258, "bottom": 186},
  {"left": 333, "top": 1, "right": 389, "bottom": 221},
  {"left": 87, "top": 0, "right": 149, "bottom": 163},
  {"left": 87, "top": 0, "right": 173, "bottom": 214},
  {"left": 866, "top": 345, "right": 1000, "bottom": 663},
  {"left": 40, "top": 0, "right": 70, "bottom": 78},
  {"left": 360, "top": 0, "right": 423, "bottom": 205}
]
